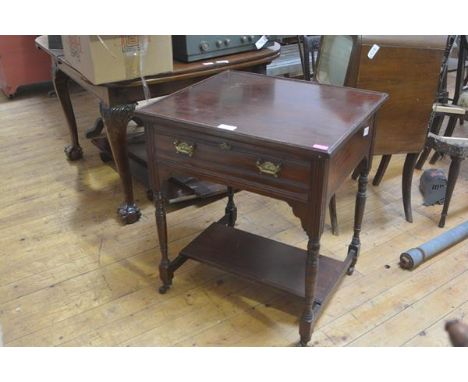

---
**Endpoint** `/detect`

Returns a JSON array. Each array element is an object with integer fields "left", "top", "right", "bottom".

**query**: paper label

[
  {"left": 255, "top": 35, "right": 269, "bottom": 50},
  {"left": 363, "top": 126, "right": 370, "bottom": 136},
  {"left": 313, "top": 144, "right": 329, "bottom": 150},
  {"left": 217, "top": 124, "right": 237, "bottom": 131},
  {"left": 367, "top": 44, "right": 380, "bottom": 59},
  {"left": 202, "top": 62, "right": 214, "bottom": 66},
  {"left": 216, "top": 60, "right": 229, "bottom": 64}
]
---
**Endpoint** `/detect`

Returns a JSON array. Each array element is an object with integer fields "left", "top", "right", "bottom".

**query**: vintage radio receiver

[{"left": 172, "top": 35, "right": 269, "bottom": 62}]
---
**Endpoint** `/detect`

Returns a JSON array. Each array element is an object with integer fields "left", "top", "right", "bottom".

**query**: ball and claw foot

[
  {"left": 346, "top": 265, "right": 355, "bottom": 276},
  {"left": 117, "top": 203, "right": 141, "bottom": 224},
  {"left": 298, "top": 339, "right": 309, "bottom": 347},
  {"left": 64, "top": 145, "right": 83, "bottom": 161},
  {"left": 159, "top": 284, "right": 171, "bottom": 294}
]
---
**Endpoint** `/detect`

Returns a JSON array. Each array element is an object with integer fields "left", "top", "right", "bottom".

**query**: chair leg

[
  {"left": 416, "top": 147, "right": 432, "bottom": 170},
  {"left": 402, "top": 153, "right": 419, "bottom": 223},
  {"left": 439, "top": 156, "right": 463, "bottom": 228},
  {"left": 329, "top": 195, "right": 339, "bottom": 236},
  {"left": 430, "top": 115, "right": 459, "bottom": 164},
  {"left": 416, "top": 114, "right": 445, "bottom": 170},
  {"left": 372, "top": 155, "right": 392, "bottom": 186}
]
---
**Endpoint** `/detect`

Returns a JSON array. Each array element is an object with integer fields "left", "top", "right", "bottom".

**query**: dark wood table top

[
  {"left": 138, "top": 70, "right": 388, "bottom": 156},
  {"left": 35, "top": 36, "right": 281, "bottom": 88}
]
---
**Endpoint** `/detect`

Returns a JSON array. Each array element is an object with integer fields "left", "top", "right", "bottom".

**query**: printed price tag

[
  {"left": 255, "top": 35, "right": 269, "bottom": 50},
  {"left": 217, "top": 124, "right": 237, "bottom": 131},
  {"left": 313, "top": 144, "right": 329, "bottom": 150},
  {"left": 368, "top": 44, "right": 380, "bottom": 59}
]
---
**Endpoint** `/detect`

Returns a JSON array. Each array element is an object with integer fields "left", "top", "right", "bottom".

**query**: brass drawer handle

[
  {"left": 173, "top": 140, "right": 195, "bottom": 157},
  {"left": 219, "top": 142, "right": 232, "bottom": 151},
  {"left": 256, "top": 160, "right": 282, "bottom": 178}
]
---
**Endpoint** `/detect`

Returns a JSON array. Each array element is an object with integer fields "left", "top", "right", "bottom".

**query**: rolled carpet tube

[{"left": 400, "top": 220, "right": 468, "bottom": 270}]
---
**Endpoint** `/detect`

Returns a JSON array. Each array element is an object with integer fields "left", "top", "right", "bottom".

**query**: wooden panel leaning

[{"left": 317, "top": 36, "right": 446, "bottom": 223}]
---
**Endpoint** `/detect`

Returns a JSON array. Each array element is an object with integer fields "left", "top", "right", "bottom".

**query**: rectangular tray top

[
  {"left": 180, "top": 223, "right": 352, "bottom": 303},
  {"left": 138, "top": 71, "right": 388, "bottom": 155}
]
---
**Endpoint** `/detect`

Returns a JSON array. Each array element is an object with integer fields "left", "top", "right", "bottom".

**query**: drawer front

[{"left": 154, "top": 132, "right": 311, "bottom": 197}]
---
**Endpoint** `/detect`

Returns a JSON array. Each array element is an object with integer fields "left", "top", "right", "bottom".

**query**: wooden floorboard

[{"left": 0, "top": 75, "right": 467, "bottom": 346}]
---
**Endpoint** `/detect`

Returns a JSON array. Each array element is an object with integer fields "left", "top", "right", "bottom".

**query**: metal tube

[{"left": 400, "top": 221, "right": 468, "bottom": 270}]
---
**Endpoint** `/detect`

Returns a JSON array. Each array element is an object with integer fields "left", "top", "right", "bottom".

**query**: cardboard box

[{"left": 62, "top": 35, "right": 173, "bottom": 85}]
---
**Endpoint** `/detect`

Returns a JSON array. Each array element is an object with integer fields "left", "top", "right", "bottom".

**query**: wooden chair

[
  {"left": 303, "top": 36, "right": 446, "bottom": 228},
  {"left": 425, "top": 126, "right": 467, "bottom": 227},
  {"left": 297, "top": 35, "right": 320, "bottom": 81},
  {"left": 416, "top": 35, "right": 468, "bottom": 169}
]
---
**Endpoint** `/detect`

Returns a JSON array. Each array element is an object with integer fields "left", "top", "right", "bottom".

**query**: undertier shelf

[{"left": 179, "top": 222, "right": 352, "bottom": 303}]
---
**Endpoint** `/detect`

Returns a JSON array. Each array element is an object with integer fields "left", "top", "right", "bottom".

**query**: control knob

[{"left": 199, "top": 41, "right": 209, "bottom": 52}]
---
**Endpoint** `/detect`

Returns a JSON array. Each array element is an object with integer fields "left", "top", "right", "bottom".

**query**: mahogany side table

[
  {"left": 35, "top": 36, "right": 280, "bottom": 224},
  {"left": 137, "top": 71, "right": 387, "bottom": 346}
]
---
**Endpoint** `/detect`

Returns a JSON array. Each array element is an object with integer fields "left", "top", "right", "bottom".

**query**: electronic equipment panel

[{"left": 172, "top": 35, "right": 269, "bottom": 62}]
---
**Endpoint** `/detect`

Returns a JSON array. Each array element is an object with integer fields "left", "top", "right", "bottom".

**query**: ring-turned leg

[
  {"left": 347, "top": 163, "right": 369, "bottom": 275},
  {"left": 154, "top": 191, "right": 172, "bottom": 293},
  {"left": 372, "top": 154, "right": 392, "bottom": 186},
  {"left": 52, "top": 66, "right": 83, "bottom": 161},
  {"left": 402, "top": 153, "right": 419, "bottom": 223},
  {"left": 328, "top": 195, "right": 339, "bottom": 236},
  {"left": 225, "top": 187, "right": 237, "bottom": 227},
  {"left": 100, "top": 102, "right": 141, "bottom": 224},
  {"left": 438, "top": 156, "right": 463, "bottom": 228},
  {"left": 299, "top": 238, "right": 321, "bottom": 346}
]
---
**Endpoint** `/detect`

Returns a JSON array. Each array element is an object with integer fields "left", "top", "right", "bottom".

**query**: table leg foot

[
  {"left": 299, "top": 237, "right": 320, "bottom": 348},
  {"left": 100, "top": 102, "right": 137, "bottom": 224},
  {"left": 64, "top": 144, "right": 83, "bottom": 161},
  {"left": 225, "top": 187, "right": 237, "bottom": 227},
  {"left": 299, "top": 317, "right": 313, "bottom": 347},
  {"left": 117, "top": 203, "right": 141, "bottom": 224},
  {"left": 158, "top": 284, "right": 171, "bottom": 294},
  {"left": 346, "top": 247, "right": 360, "bottom": 275}
]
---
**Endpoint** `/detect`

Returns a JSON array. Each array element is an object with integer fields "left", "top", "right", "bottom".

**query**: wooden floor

[{"left": 0, "top": 79, "right": 467, "bottom": 347}]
